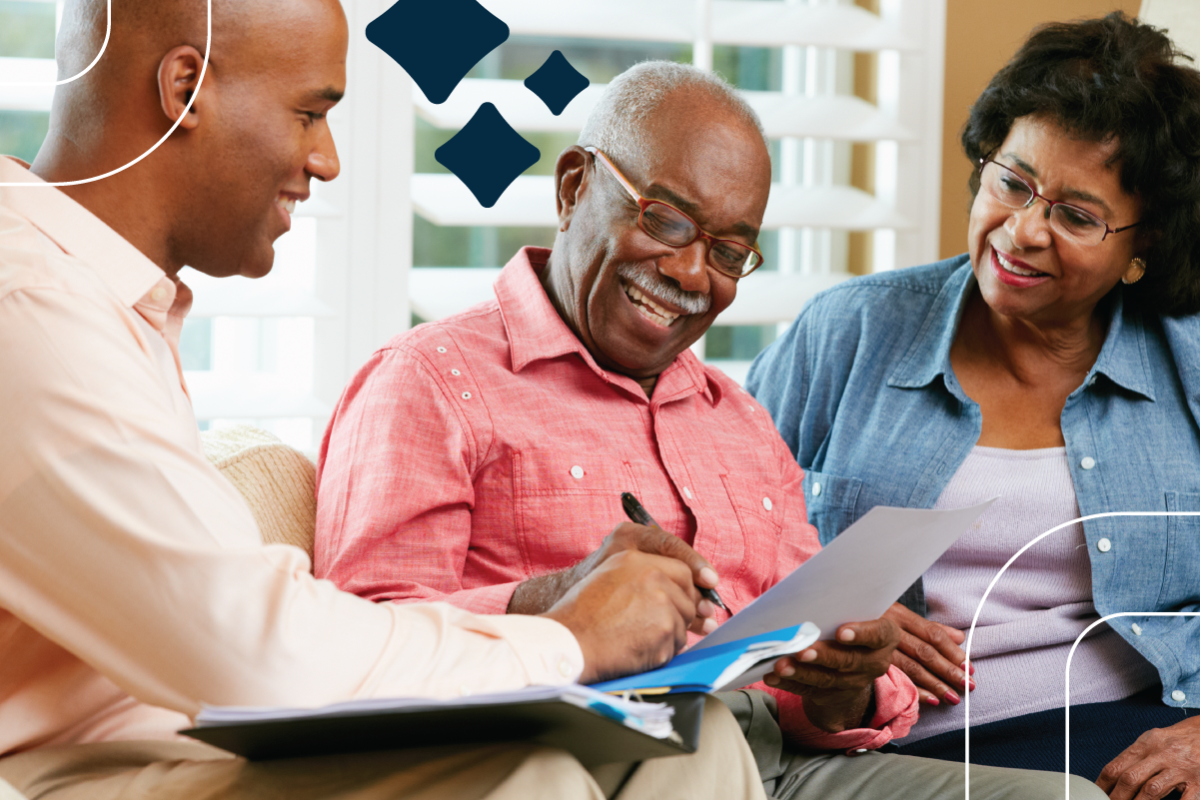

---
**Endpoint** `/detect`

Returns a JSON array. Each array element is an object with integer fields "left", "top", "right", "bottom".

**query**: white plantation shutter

[
  {"left": 408, "top": 0, "right": 946, "bottom": 383},
  {"left": 0, "top": 0, "right": 945, "bottom": 447}
]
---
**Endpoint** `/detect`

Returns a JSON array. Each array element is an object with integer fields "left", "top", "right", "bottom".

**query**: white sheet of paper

[{"left": 691, "top": 501, "right": 995, "bottom": 664}]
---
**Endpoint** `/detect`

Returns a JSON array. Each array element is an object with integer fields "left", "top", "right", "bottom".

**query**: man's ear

[
  {"left": 555, "top": 146, "right": 590, "bottom": 232},
  {"left": 158, "top": 45, "right": 205, "bottom": 130}
]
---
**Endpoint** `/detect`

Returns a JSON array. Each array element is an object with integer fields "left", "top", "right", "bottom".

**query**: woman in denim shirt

[{"left": 749, "top": 13, "right": 1200, "bottom": 798}]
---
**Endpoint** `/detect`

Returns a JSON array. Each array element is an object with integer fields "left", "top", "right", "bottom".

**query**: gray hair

[{"left": 578, "top": 61, "right": 769, "bottom": 168}]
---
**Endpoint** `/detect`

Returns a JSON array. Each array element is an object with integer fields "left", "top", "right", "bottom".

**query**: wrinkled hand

[
  {"left": 884, "top": 602, "right": 974, "bottom": 706},
  {"left": 1096, "top": 717, "right": 1200, "bottom": 800},
  {"left": 541, "top": 549, "right": 703, "bottom": 684},
  {"left": 763, "top": 618, "right": 901, "bottom": 732},
  {"left": 510, "top": 522, "right": 719, "bottom": 636}
]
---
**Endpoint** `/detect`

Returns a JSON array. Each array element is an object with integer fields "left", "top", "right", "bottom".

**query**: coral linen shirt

[
  {"left": 316, "top": 247, "right": 918, "bottom": 751},
  {"left": 0, "top": 158, "right": 583, "bottom": 757}
]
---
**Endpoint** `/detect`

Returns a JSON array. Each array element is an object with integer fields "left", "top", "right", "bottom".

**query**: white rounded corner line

[
  {"left": 0, "top": 0, "right": 111, "bottom": 88},
  {"left": 960, "top": 510, "right": 1200, "bottom": 800},
  {"left": 0, "top": 0, "right": 211, "bottom": 188}
]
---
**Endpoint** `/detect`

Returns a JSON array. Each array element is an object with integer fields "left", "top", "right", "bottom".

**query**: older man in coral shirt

[{"left": 316, "top": 63, "right": 963, "bottom": 800}]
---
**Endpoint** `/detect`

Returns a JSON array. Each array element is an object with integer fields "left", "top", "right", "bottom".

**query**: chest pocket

[
  {"left": 1159, "top": 491, "right": 1200, "bottom": 607},
  {"left": 512, "top": 450, "right": 635, "bottom": 573},
  {"left": 718, "top": 473, "right": 784, "bottom": 592},
  {"left": 803, "top": 470, "right": 862, "bottom": 546}
]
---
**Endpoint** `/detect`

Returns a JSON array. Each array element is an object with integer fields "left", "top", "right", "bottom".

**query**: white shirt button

[
  {"left": 1132, "top": 623, "right": 1143, "bottom": 636},
  {"left": 461, "top": 391, "right": 472, "bottom": 400},
  {"left": 436, "top": 346, "right": 447, "bottom": 353},
  {"left": 762, "top": 497, "right": 773, "bottom": 511},
  {"left": 812, "top": 482, "right": 822, "bottom": 497},
  {"left": 150, "top": 286, "right": 169, "bottom": 302},
  {"left": 683, "top": 487, "right": 693, "bottom": 500},
  {"left": 451, "top": 369, "right": 461, "bottom": 376},
  {"left": 1097, "top": 538, "right": 1112, "bottom": 553},
  {"left": 1081, "top": 456, "right": 1096, "bottom": 470},
  {"left": 559, "top": 659, "right": 574, "bottom": 678},
  {"left": 855, "top": 749, "right": 868, "bottom": 754},
  {"left": 1173, "top": 689, "right": 1187, "bottom": 703},
  {"left": 570, "top": 465, "right": 584, "bottom": 479}
]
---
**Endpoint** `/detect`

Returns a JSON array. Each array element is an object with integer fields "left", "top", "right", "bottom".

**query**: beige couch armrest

[{"left": 200, "top": 425, "right": 317, "bottom": 562}]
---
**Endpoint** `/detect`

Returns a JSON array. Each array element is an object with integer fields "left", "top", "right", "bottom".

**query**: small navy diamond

[
  {"left": 524, "top": 51, "right": 589, "bottom": 116},
  {"left": 366, "top": 0, "right": 509, "bottom": 104},
  {"left": 436, "top": 104, "right": 540, "bottom": 208}
]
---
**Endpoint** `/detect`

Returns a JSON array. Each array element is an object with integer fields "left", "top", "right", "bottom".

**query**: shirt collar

[
  {"left": 888, "top": 256, "right": 1155, "bottom": 401},
  {"left": 0, "top": 156, "right": 172, "bottom": 322},
  {"left": 494, "top": 247, "right": 719, "bottom": 405}
]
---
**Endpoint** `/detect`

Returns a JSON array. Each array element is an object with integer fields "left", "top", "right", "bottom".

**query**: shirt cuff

[
  {"left": 767, "top": 664, "right": 920, "bottom": 753},
  {"left": 473, "top": 613, "right": 586, "bottom": 685}
]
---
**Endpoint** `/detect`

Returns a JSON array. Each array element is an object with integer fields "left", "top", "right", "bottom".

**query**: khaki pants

[
  {"left": 718, "top": 689, "right": 1110, "bottom": 800},
  {"left": 0, "top": 697, "right": 765, "bottom": 800}
]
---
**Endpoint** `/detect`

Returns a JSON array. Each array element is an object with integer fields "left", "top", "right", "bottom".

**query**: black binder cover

[{"left": 182, "top": 692, "right": 705, "bottom": 766}]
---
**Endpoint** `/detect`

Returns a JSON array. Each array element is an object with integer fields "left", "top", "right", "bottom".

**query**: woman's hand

[
  {"left": 1096, "top": 717, "right": 1200, "bottom": 800},
  {"left": 883, "top": 602, "right": 974, "bottom": 706},
  {"left": 763, "top": 618, "right": 900, "bottom": 732}
]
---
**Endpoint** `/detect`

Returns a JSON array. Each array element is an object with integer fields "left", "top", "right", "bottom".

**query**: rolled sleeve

[
  {"left": 767, "top": 665, "right": 919, "bottom": 753},
  {"left": 315, "top": 345, "right": 511, "bottom": 612}
]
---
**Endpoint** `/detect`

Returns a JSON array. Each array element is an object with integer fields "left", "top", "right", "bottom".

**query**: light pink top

[
  {"left": 907, "top": 445, "right": 1158, "bottom": 742},
  {"left": 0, "top": 157, "right": 584, "bottom": 757}
]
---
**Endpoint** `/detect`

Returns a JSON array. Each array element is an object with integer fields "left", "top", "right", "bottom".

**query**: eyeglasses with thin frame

[
  {"left": 584, "top": 146, "right": 765, "bottom": 278},
  {"left": 978, "top": 157, "right": 1140, "bottom": 246}
]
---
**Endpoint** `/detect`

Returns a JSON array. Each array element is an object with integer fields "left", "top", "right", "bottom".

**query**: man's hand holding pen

[{"left": 512, "top": 521, "right": 722, "bottom": 634}]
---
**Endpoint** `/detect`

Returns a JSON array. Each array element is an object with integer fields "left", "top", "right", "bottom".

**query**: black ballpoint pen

[{"left": 620, "top": 491, "right": 729, "bottom": 613}]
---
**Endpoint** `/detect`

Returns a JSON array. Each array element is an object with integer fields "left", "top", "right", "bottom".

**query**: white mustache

[{"left": 616, "top": 263, "right": 712, "bottom": 315}]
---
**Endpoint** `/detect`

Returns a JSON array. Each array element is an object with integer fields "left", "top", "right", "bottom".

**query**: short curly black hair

[{"left": 962, "top": 12, "right": 1200, "bottom": 316}]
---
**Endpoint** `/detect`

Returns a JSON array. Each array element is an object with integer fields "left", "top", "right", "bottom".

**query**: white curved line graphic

[
  {"left": 0, "top": 0, "right": 210, "bottom": 187},
  {"left": 0, "top": 0, "right": 111, "bottom": 87},
  {"left": 961, "top": 510, "right": 1200, "bottom": 799},
  {"left": 1064, "top": 611, "right": 1200, "bottom": 799}
]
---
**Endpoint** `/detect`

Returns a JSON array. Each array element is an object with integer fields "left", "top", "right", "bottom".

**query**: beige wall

[{"left": 939, "top": 0, "right": 1141, "bottom": 260}]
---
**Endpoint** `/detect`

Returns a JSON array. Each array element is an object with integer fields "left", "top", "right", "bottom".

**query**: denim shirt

[{"left": 747, "top": 255, "right": 1200, "bottom": 709}]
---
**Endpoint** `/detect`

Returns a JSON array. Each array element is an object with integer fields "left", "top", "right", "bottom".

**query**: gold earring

[{"left": 1122, "top": 257, "right": 1146, "bottom": 285}]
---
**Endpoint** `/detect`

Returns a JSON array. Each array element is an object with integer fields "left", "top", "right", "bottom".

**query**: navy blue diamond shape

[
  {"left": 366, "top": 0, "right": 509, "bottom": 105},
  {"left": 524, "top": 50, "right": 590, "bottom": 116},
  {"left": 436, "top": 103, "right": 540, "bottom": 208}
]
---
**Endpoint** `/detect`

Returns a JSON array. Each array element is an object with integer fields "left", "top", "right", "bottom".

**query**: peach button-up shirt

[{"left": 0, "top": 157, "right": 584, "bottom": 757}]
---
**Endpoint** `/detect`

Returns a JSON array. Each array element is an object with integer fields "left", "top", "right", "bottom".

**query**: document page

[{"left": 690, "top": 501, "right": 994, "bottom": 687}]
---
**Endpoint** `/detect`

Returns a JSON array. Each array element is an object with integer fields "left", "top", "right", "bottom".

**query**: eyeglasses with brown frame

[
  {"left": 585, "top": 146, "right": 765, "bottom": 278},
  {"left": 978, "top": 156, "right": 1140, "bottom": 246}
]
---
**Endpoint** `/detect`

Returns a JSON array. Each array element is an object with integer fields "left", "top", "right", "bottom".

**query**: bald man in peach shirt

[{"left": 0, "top": 1, "right": 763, "bottom": 798}]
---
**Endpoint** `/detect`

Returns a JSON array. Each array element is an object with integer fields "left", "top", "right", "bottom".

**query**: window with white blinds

[
  {"left": 410, "top": 0, "right": 946, "bottom": 384},
  {"left": 0, "top": 0, "right": 945, "bottom": 450}
]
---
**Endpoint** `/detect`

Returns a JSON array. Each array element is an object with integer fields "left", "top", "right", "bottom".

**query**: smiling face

[
  {"left": 545, "top": 89, "right": 772, "bottom": 383},
  {"left": 967, "top": 114, "right": 1144, "bottom": 327},
  {"left": 182, "top": 0, "right": 347, "bottom": 278}
]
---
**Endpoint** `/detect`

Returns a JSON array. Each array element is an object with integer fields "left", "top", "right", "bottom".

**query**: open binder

[{"left": 183, "top": 685, "right": 705, "bottom": 766}]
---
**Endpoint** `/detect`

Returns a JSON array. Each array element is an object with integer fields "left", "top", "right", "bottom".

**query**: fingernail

[
  {"left": 923, "top": 695, "right": 940, "bottom": 706},
  {"left": 962, "top": 661, "right": 975, "bottom": 675},
  {"left": 700, "top": 567, "right": 719, "bottom": 587},
  {"left": 968, "top": 679, "right": 976, "bottom": 691},
  {"left": 765, "top": 674, "right": 780, "bottom": 686},
  {"left": 944, "top": 690, "right": 961, "bottom": 705},
  {"left": 778, "top": 663, "right": 795, "bottom": 677},
  {"left": 703, "top": 617, "right": 718, "bottom": 634},
  {"left": 839, "top": 628, "right": 856, "bottom": 643},
  {"left": 800, "top": 649, "right": 818, "bottom": 663},
  {"left": 697, "top": 599, "right": 714, "bottom": 617}
]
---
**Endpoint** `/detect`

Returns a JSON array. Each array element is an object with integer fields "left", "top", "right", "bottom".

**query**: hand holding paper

[{"left": 764, "top": 617, "right": 902, "bottom": 732}]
